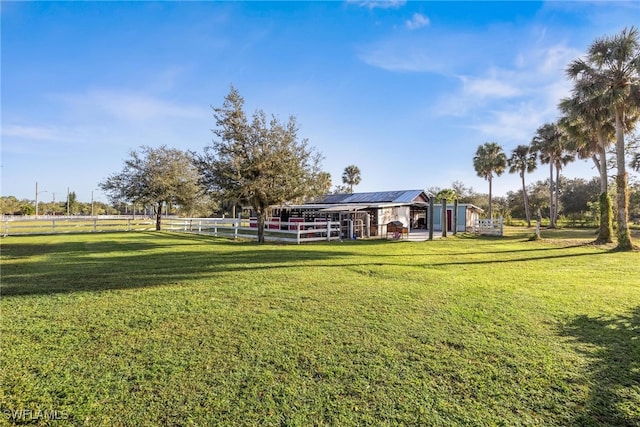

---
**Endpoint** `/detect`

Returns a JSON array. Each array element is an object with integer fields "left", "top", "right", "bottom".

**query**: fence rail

[
  {"left": 165, "top": 218, "right": 342, "bottom": 244},
  {"left": 1, "top": 216, "right": 342, "bottom": 243},
  {"left": 1, "top": 216, "right": 156, "bottom": 236},
  {"left": 474, "top": 217, "right": 504, "bottom": 236}
]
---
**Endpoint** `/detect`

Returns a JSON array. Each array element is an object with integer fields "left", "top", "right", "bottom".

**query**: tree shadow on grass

[
  {"left": 563, "top": 307, "right": 640, "bottom": 426},
  {"left": 0, "top": 233, "right": 360, "bottom": 297}
]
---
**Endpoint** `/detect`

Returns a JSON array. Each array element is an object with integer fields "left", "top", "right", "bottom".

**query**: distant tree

[
  {"left": 629, "top": 180, "right": 640, "bottom": 221},
  {"left": 194, "top": 86, "right": 326, "bottom": 243},
  {"left": 450, "top": 180, "right": 475, "bottom": 202},
  {"left": 528, "top": 180, "right": 552, "bottom": 221},
  {"left": 560, "top": 177, "right": 601, "bottom": 217},
  {"left": 315, "top": 172, "right": 333, "bottom": 197},
  {"left": 0, "top": 196, "right": 20, "bottom": 215},
  {"left": 19, "top": 200, "right": 35, "bottom": 216},
  {"left": 507, "top": 145, "right": 537, "bottom": 227},
  {"left": 566, "top": 26, "right": 640, "bottom": 250},
  {"left": 100, "top": 145, "right": 202, "bottom": 231},
  {"left": 341, "top": 165, "right": 361, "bottom": 193},
  {"left": 435, "top": 188, "right": 457, "bottom": 203},
  {"left": 67, "top": 191, "right": 80, "bottom": 215},
  {"left": 630, "top": 132, "right": 640, "bottom": 172},
  {"left": 473, "top": 142, "right": 507, "bottom": 219},
  {"left": 531, "top": 123, "right": 573, "bottom": 228},
  {"left": 332, "top": 185, "right": 351, "bottom": 194}
]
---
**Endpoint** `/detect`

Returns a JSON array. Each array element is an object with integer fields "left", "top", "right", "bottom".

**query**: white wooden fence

[
  {"left": 1, "top": 216, "right": 343, "bottom": 243},
  {"left": 474, "top": 217, "right": 504, "bottom": 236},
  {"left": 165, "top": 218, "right": 342, "bottom": 244},
  {"left": 1, "top": 216, "right": 156, "bottom": 236}
]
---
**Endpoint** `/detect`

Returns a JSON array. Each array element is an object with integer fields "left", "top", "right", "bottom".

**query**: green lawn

[{"left": 1, "top": 230, "right": 639, "bottom": 426}]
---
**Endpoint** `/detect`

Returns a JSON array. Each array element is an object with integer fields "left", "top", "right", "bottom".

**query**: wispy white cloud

[
  {"left": 459, "top": 74, "right": 521, "bottom": 99},
  {"left": 405, "top": 13, "right": 429, "bottom": 31},
  {"left": 467, "top": 102, "right": 549, "bottom": 143},
  {"left": 56, "top": 90, "right": 207, "bottom": 122},
  {"left": 346, "top": 0, "right": 406, "bottom": 10},
  {"left": 429, "top": 39, "right": 581, "bottom": 145},
  {"left": 358, "top": 31, "right": 487, "bottom": 74},
  {"left": 1, "top": 124, "right": 80, "bottom": 142},
  {"left": 359, "top": 43, "right": 446, "bottom": 73}
]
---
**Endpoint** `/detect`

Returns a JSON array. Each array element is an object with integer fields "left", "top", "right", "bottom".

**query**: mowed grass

[{"left": 1, "top": 230, "right": 638, "bottom": 426}]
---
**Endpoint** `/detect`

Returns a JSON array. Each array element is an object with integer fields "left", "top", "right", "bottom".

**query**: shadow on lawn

[
  {"left": 1, "top": 233, "right": 359, "bottom": 297},
  {"left": 563, "top": 307, "right": 640, "bottom": 426}
]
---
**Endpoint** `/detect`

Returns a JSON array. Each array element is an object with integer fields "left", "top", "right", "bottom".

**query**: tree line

[{"left": 473, "top": 26, "right": 640, "bottom": 251}]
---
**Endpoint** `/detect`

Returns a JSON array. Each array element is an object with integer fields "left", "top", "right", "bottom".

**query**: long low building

[{"left": 261, "top": 190, "right": 483, "bottom": 238}]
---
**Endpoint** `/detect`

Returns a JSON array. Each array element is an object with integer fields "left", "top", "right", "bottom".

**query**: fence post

[
  {"left": 327, "top": 221, "right": 331, "bottom": 241},
  {"left": 52, "top": 218, "right": 56, "bottom": 233},
  {"left": 128, "top": 218, "right": 131, "bottom": 231},
  {"left": 198, "top": 220, "right": 202, "bottom": 233},
  {"left": 4, "top": 220, "right": 8, "bottom": 237},
  {"left": 93, "top": 218, "right": 97, "bottom": 232},
  {"left": 499, "top": 216, "right": 504, "bottom": 236},
  {"left": 234, "top": 216, "right": 239, "bottom": 240},
  {"left": 441, "top": 198, "right": 447, "bottom": 238},
  {"left": 428, "top": 198, "right": 434, "bottom": 240}
]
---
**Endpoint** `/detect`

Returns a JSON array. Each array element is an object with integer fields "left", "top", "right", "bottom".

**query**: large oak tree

[
  {"left": 100, "top": 145, "right": 201, "bottom": 230},
  {"left": 195, "top": 86, "right": 326, "bottom": 243}
]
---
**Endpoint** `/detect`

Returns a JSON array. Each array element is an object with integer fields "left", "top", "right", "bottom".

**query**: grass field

[{"left": 1, "top": 229, "right": 639, "bottom": 426}]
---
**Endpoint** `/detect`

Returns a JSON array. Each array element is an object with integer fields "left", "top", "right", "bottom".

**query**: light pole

[{"left": 35, "top": 182, "right": 48, "bottom": 218}]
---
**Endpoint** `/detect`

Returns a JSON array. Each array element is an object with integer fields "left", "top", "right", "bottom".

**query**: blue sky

[{"left": 2, "top": 1, "right": 639, "bottom": 203}]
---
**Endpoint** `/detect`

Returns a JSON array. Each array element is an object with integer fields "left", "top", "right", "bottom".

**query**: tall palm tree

[
  {"left": 531, "top": 122, "right": 566, "bottom": 228},
  {"left": 566, "top": 26, "right": 640, "bottom": 250},
  {"left": 473, "top": 142, "right": 507, "bottom": 220},
  {"left": 507, "top": 145, "right": 537, "bottom": 227},
  {"left": 342, "top": 165, "right": 361, "bottom": 193},
  {"left": 559, "top": 94, "right": 615, "bottom": 243}
]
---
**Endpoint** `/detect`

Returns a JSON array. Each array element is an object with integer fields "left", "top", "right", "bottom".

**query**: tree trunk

[
  {"left": 595, "top": 135, "right": 613, "bottom": 244},
  {"left": 155, "top": 201, "right": 163, "bottom": 231},
  {"left": 597, "top": 192, "right": 613, "bottom": 244},
  {"left": 488, "top": 177, "right": 493, "bottom": 220},
  {"left": 554, "top": 165, "right": 560, "bottom": 227},
  {"left": 521, "top": 172, "right": 531, "bottom": 227},
  {"left": 597, "top": 134, "right": 608, "bottom": 194},
  {"left": 615, "top": 111, "right": 632, "bottom": 250},
  {"left": 548, "top": 161, "right": 555, "bottom": 228},
  {"left": 257, "top": 210, "right": 266, "bottom": 244}
]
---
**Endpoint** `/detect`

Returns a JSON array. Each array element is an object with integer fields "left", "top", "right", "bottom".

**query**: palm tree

[
  {"left": 558, "top": 94, "right": 615, "bottom": 243},
  {"left": 507, "top": 145, "right": 537, "bottom": 227},
  {"left": 341, "top": 165, "right": 361, "bottom": 193},
  {"left": 531, "top": 122, "right": 566, "bottom": 228},
  {"left": 566, "top": 26, "right": 640, "bottom": 250},
  {"left": 473, "top": 142, "right": 507, "bottom": 220}
]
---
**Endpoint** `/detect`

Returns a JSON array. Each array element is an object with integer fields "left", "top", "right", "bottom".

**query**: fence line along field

[
  {"left": 1, "top": 216, "right": 157, "bottom": 235},
  {"left": 1, "top": 229, "right": 638, "bottom": 425},
  {"left": 1, "top": 216, "right": 343, "bottom": 243}
]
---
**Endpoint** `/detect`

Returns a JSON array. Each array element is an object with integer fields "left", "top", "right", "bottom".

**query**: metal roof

[{"left": 318, "top": 189, "right": 427, "bottom": 204}]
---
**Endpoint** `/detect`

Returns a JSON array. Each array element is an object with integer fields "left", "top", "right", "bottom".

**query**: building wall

[
  {"left": 375, "top": 206, "right": 411, "bottom": 237},
  {"left": 431, "top": 205, "right": 478, "bottom": 232}
]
